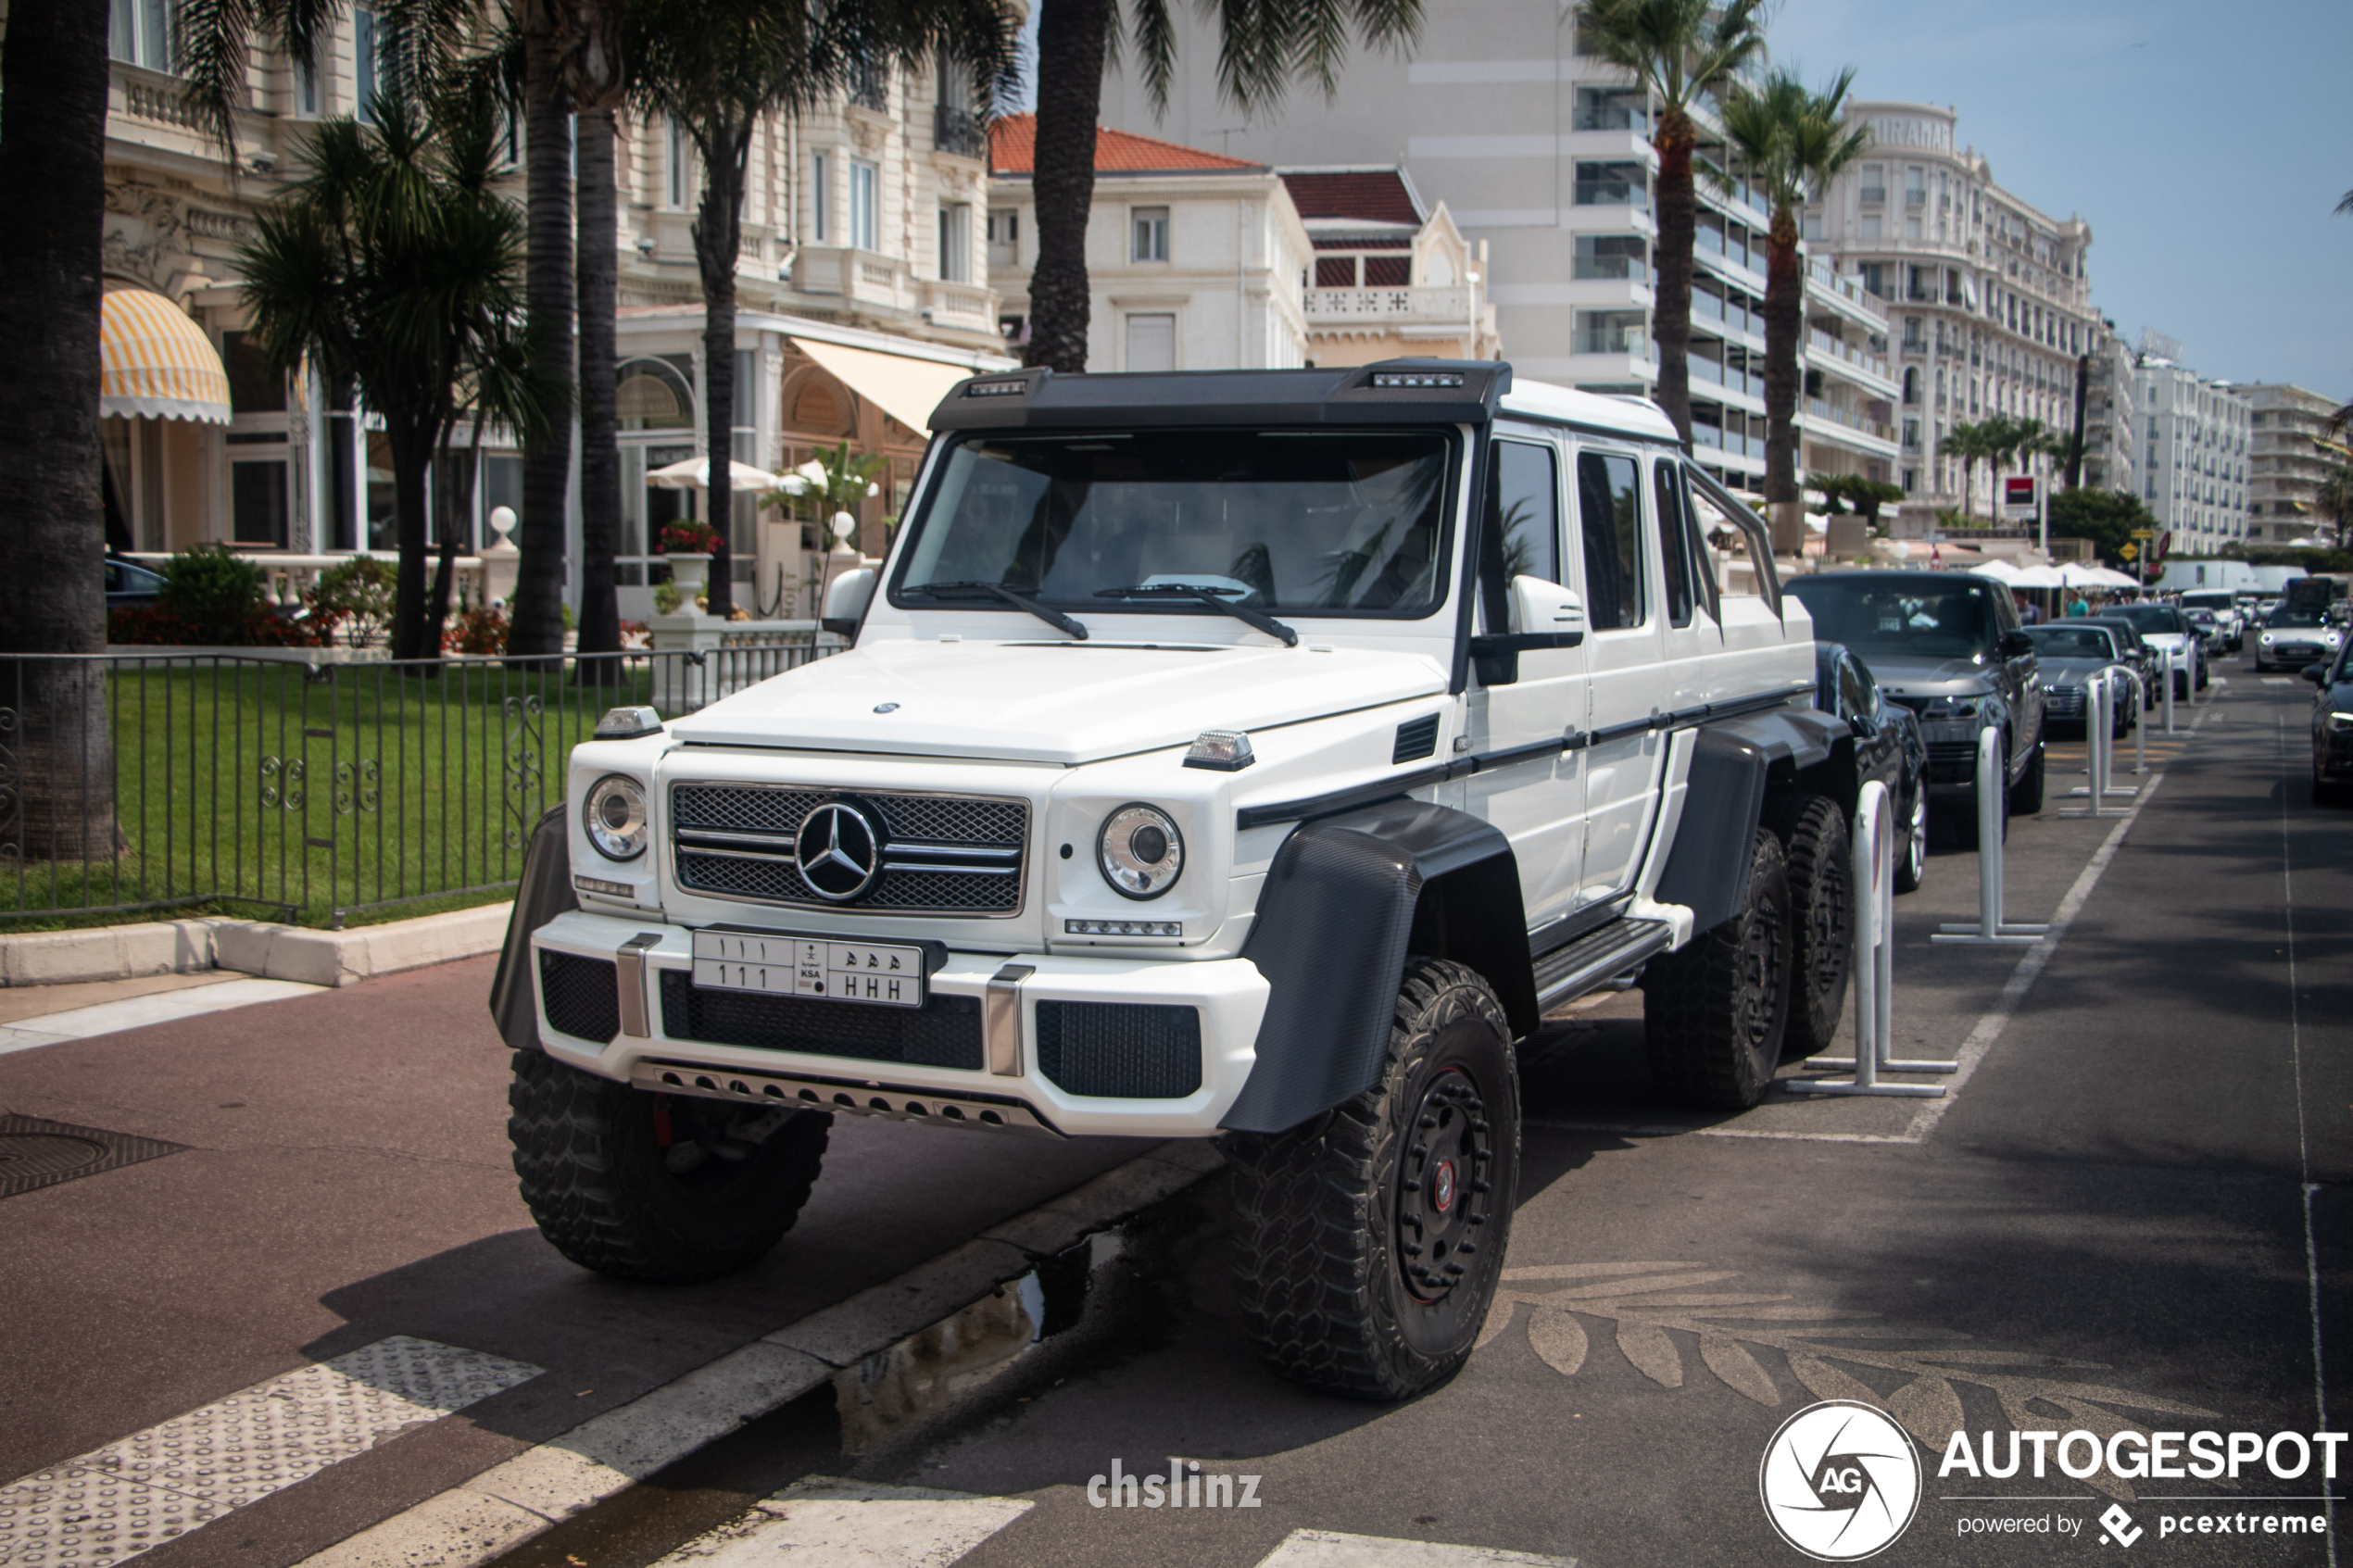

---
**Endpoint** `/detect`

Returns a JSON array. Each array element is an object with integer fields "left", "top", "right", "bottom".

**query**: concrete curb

[
  {"left": 0, "top": 903, "right": 513, "bottom": 989},
  {"left": 294, "top": 1139, "right": 1224, "bottom": 1568}
]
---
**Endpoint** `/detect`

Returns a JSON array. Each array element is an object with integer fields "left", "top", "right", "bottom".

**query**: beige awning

[{"left": 788, "top": 336, "right": 976, "bottom": 437}]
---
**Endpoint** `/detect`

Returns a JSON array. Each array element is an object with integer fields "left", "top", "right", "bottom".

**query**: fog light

[{"left": 1064, "top": 919, "right": 1182, "bottom": 937}]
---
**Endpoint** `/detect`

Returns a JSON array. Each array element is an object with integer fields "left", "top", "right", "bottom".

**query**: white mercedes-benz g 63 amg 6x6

[{"left": 491, "top": 361, "right": 1862, "bottom": 1400}]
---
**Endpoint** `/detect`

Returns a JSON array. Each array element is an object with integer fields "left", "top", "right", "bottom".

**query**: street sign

[
  {"left": 2131, "top": 528, "right": 2155, "bottom": 539},
  {"left": 2001, "top": 475, "right": 2039, "bottom": 520},
  {"left": 2120, "top": 543, "right": 2139, "bottom": 561}
]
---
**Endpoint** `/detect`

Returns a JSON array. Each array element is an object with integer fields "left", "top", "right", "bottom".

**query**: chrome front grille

[
  {"left": 669, "top": 783, "right": 1027, "bottom": 916},
  {"left": 2046, "top": 686, "right": 2085, "bottom": 718}
]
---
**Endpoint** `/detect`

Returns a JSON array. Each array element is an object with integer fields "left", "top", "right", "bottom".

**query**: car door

[
  {"left": 1464, "top": 431, "right": 1588, "bottom": 932},
  {"left": 1650, "top": 455, "right": 1715, "bottom": 710},
  {"left": 1568, "top": 445, "right": 1667, "bottom": 907}
]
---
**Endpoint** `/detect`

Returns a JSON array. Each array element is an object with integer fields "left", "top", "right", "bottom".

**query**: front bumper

[{"left": 528, "top": 909, "right": 1270, "bottom": 1139}]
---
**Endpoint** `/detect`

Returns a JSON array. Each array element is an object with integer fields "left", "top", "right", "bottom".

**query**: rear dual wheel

[{"left": 1642, "top": 829, "right": 1793, "bottom": 1109}]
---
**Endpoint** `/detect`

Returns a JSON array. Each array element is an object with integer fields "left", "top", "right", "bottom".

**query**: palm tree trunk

[
  {"left": 1761, "top": 208, "right": 1804, "bottom": 553},
  {"left": 1650, "top": 107, "right": 1698, "bottom": 445},
  {"left": 387, "top": 420, "right": 439, "bottom": 661},
  {"left": 0, "top": 0, "right": 118, "bottom": 864},
  {"left": 510, "top": 18, "right": 575, "bottom": 662},
  {"left": 693, "top": 123, "right": 748, "bottom": 621},
  {"left": 574, "top": 107, "right": 623, "bottom": 676},
  {"left": 1025, "top": 0, "right": 1111, "bottom": 374}
]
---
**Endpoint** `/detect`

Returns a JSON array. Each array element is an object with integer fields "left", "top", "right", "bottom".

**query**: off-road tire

[
  {"left": 1765, "top": 795, "right": 1852, "bottom": 1061},
  {"left": 1642, "top": 829, "right": 1793, "bottom": 1109},
  {"left": 2007, "top": 739, "right": 2045, "bottom": 816},
  {"left": 1893, "top": 782, "right": 1929, "bottom": 896},
  {"left": 509, "top": 1049, "right": 829, "bottom": 1283},
  {"left": 1225, "top": 958, "right": 1520, "bottom": 1401}
]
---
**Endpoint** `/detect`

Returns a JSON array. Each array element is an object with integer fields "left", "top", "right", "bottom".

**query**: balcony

[
  {"left": 790, "top": 246, "right": 915, "bottom": 315},
  {"left": 1574, "top": 181, "right": 1646, "bottom": 207},
  {"left": 933, "top": 104, "right": 986, "bottom": 159},
  {"left": 1577, "top": 327, "right": 1653, "bottom": 357},
  {"left": 1858, "top": 186, "right": 1888, "bottom": 205},
  {"left": 1304, "top": 285, "right": 1473, "bottom": 323},
  {"left": 1689, "top": 357, "right": 1761, "bottom": 401}
]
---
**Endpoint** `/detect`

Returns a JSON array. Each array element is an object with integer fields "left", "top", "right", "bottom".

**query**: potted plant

[{"left": 658, "top": 520, "right": 724, "bottom": 611}]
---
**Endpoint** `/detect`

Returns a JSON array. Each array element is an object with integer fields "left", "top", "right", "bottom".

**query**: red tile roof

[
  {"left": 988, "top": 114, "right": 1263, "bottom": 176},
  {"left": 1280, "top": 169, "right": 1422, "bottom": 226}
]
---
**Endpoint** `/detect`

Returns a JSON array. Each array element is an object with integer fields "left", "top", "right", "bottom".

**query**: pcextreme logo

[{"left": 1759, "top": 1400, "right": 1923, "bottom": 1562}]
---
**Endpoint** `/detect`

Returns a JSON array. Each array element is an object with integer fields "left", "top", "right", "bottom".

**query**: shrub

[
  {"left": 309, "top": 556, "right": 397, "bottom": 647},
  {"left": 446, "top": 605, "right": 510, "bottom": 655},
  {"left": 108, "top": 603, "right": 328, "bottom": 648},
  {"left": 658, "top": 521, "right": 723, "bottom": 555},
  {"left": 156, "top": 543, "right": 269, "bottom": 643}
]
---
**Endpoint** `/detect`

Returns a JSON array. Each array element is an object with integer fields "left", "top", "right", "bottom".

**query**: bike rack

[
  {"left": 1931, "top": 726, "right": 2049, "bottom": 945},
  {"left": 2062, "top": 669, "right": 2137, "bottom": 819},
  {"left": 1787, "top": 781, "right": 1950, "bottom": 1098}
]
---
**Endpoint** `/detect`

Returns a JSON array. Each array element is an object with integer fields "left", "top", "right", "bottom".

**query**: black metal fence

[{"left": 0, "top": 643, "right": 837, "bottom": 929}]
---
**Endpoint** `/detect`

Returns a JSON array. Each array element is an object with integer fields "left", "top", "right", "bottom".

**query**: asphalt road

[
  {"left": 482, "top": 661, "right": 2350, "bottom": 1568},
  {"left": 3, "top": 657, "right": 2344, "bottom": 1568}
]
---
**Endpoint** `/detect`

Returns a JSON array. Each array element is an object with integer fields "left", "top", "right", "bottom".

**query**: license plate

[{"left": 690, "top": 931, "right": 926, "bottom": 1009}]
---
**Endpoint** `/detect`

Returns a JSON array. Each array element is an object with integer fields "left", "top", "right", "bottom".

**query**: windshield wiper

[
  {"left": 906, "top": 580, "right": 1088, "bottom": 640},
  {"left": 1095, "top": 583, "right": 1299, "bottom": 647}
]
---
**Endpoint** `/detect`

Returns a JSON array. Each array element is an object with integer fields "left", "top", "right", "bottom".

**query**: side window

[
  {"left": 1653, "top": 458, "right": 1695, "bottom": 628},
  {"left": 1492, "top": 440, "right": 1560, "bottom": 585},
  {"left": 1576, "top": 450, "right": 1645, "bottom": 632},
  {"left": 1839, "top": 652, "right": 1872, "bottom": 717}
]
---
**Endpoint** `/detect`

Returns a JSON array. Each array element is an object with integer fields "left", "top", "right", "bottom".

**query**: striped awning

[{"left": 100, "top": 287, "right": 232, "bottom": 424}]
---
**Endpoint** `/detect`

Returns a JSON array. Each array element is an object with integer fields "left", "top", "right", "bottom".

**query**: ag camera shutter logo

[{"left": 1759, "top": 1400, "right": 1922, "bottom": 1561}]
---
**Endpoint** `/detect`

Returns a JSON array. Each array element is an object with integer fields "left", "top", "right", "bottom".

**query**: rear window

[
  {"left": 1784, "top": 577, "right": 2000, "bottom": 659},
  {"left": 2027, "top": 627, "right": 2115, "bottom": 659}
]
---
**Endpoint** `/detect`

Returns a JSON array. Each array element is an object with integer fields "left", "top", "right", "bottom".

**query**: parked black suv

[{"left": 1787, "top": 571, "right": 2045, "bottom": 846}]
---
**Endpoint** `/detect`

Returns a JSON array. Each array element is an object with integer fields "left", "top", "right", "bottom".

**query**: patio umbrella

[
  {"left": 2059, "top": 563, "right": 2139, "bottom": 589},
  {"left": 645, "top": 455, "right": 784, "bottom": 491},
  {"left": 2008, "top": 564, "right": 2067, "bottom": 588},
  {"left": 1970, "top": 559, "right": 2022, "bottom": 583}
]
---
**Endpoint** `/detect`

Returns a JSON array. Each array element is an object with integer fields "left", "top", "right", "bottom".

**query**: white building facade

[
  {"left": 2133, "top": 340, "right": 2250, "bottom": 551},
  {"left": 1806, "top": 103, "right": 2102, "bottom": 531},
  {"left": 2243, "top": 383, "right": 2341, "bottom": 544},
  {"left": 985, "top": 118, "right": 1312, "bottom": 373},
  {"left": 1091, "top": 0, "right": 1895, "bottom": 495}
]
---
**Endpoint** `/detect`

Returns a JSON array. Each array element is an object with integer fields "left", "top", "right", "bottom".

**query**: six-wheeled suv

[
  {"left": 492, "top": 362, "right": 1875, "bottom": 1402},
  {"left": 1783, "top": 571, "right": 2045, "bottom": 847}
]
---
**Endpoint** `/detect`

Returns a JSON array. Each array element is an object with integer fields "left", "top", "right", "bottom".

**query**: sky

[{"left": 1007, "top": 0, "right": 2352, "bottom": 402}]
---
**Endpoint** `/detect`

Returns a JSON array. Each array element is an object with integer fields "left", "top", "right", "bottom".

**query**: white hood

[{"left": 665, "top": 638, "right": 1449, "bottom": 763}]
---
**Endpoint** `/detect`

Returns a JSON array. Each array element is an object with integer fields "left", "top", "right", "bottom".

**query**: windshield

[
  {"left": 2112, "top": 604, "right": 2185, "bottom": 634},
  {"left": 1784, "top": 577, "right": 2000, "bottom": 659},
  {"left": 894, "top": 431, "right": 1453, "bottom": 618},
  {"left": 2269, "top": 605, "right": 2328, "bottom": 628},
  {"left": 2027, "top": 627, "right": 2115, "bottom": 659}
]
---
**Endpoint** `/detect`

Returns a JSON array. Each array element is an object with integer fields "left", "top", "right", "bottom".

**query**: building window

[
  {"left": 1365, "top": 255, "right": 1410, "bottom": 286},
  {"left": 850, "top": 160, "right": 879, "bottom": 250},
  {"left": 811, "top": 155, "right": 828, "bottom": 243},
  {"left": 666, "top": 118, "right": 691, "bottom": 209},
  {"left": 1860, "top": 215, "right": 1881, "bottom": 239},
  {"left": 986, "top": 207, "right": 1017, "bottom": 266},
  {"left": 1126, "top": 312, "right": 1176, "bottom": 372},
  {"left": 1902, "top": 367, "right": 1919, "bottom": 406},
  {"left": 1577, "top": 309, "right": 1648, "bottom": 357},
  {"left": 938, "top": 202, "right": 971, "bottom": 282},
  {"left": 1132, "top": 207, "right": 1169, "bottom": 263},
  {"left": 1574, "top": 162, "right": 1646, "bottom": 206},
  {"left": 1315, "top": 256, "right": 1357, "bottom": 288},
  {"left": 1572, "top": 86, "right": 1647, "bottom": 131},
  {"left": 355, "top": 7, "right": 382, "bottom": 121},
  {"left": 233, "top": 461, "right": 290, "bottom": 547},
  {"left": 1858, "top": 165, "right": 1885, "bottom": 203},
  {"left": 1574, "top": 234, "right": 1646, "bottom": 281},
  {"left": 110, "top": 0, "right": 173, "bottom": 70}
]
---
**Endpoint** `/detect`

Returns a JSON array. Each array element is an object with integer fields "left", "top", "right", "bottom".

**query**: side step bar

[
  {"left": 631, "top": 1059, "right": 1061, "bottom": 1138},
  {"left": 1532, "top": 917, "right": 1674, "bottom": 1011}
]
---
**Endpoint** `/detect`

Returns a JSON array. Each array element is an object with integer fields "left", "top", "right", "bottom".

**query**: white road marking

[
  {"left": 0, "top": 978, "right": 326, "bottom": 1057},
  {"left": 654, "top": 1478, "right": 1029, "bottom": 1568},
  {"left": 2264, "top": 677, "right": 2293, "bottom": 685},
  {"left": 1254, "top": 1529, "right": 1578, "bottom": 1567},
  {"left": 0, "top": 1337, "right": 541, "bottom": 1568}
]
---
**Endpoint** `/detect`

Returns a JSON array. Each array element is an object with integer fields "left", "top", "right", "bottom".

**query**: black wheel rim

[
  {"left": 1907, "top": 793, "right": 1928, "bottom": 881},
  {"left": 1395, "top": 1065, "right": 1495, "bottom": 1304},
  {"left": 1740, "top": 884, "right": 1786, "bottom": 1057}
]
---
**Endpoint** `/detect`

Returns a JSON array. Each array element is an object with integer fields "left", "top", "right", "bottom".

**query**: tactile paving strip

[{"left": 0, "top": 1336, "right": 542, "bottom": 1568}]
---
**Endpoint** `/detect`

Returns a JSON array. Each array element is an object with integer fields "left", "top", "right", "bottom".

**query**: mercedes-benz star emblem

[{"left": 794, "top": 801, "right": 881, "bottom": 901}]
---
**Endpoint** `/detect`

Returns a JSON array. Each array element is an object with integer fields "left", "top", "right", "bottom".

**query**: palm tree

[
  {"left": 237, "top": 92, "right": 559, "bottom": 659},
  {"left": 630, "top": 0, "right": 1018, "bottom": 616},
  {"left": 1716, "top": 68, "right": 1867, "bottom": 552},
  {"left": 1944, "top": 419, "right": 1993, "bottom": 522},
  {"left": 0, "top": 0, "right": 121, "bottom": 865},
  {"left": 1579, "top": 0, "right": 1767, "bottom": 445},
  {"left": 1025, "top": 0, "right": 1427, "bottom": 374}
]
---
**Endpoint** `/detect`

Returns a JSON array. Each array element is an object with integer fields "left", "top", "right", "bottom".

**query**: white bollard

[
  {"left": 1931, "top": 726, "right": 2049, "bottom": 944},
  {"left": 2163, "top": 648, "right": 2178, "bottom": 734},
  {"left": 2063, "top": 671, "right": 2135, "bottom": 818},
  {"left": 2122, "top": 668, "right": 2147, "bottom": 776},
  {"left": 1787, "top": 781, "right": 1949, "bottom": 1098}
]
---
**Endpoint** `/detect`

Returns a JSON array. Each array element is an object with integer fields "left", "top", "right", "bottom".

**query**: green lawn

[{"left": 3, "top": 658, "right": 662, "bottom": 931}]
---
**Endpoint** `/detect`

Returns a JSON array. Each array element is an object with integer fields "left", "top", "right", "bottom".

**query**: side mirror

[
  {"left": 2302, "top": 663, "right": 2329, "bottom": 684},
  {"left": 1999, "top": 630, "right": 2035, "bottom": 659},
  {"left": 1848, "top": 712, "right": 1879, "bottom": 740},
  {"left": 1508, "top": 575, "right": 1587, "bottom": 638},
  {"left": 821, "top": 567, "right": 876, "bottom": 638}
]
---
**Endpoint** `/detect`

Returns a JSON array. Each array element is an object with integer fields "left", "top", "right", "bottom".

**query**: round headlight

[
  {"left": 1099, "top": 803, "right": 1184, "bottom": 899},
  {"left": 585, "top": 773, "right": 648, "bottom": 860}
]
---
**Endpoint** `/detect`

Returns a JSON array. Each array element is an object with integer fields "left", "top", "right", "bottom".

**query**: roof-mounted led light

[
  {"left": 964, "top": 378, "right": 1029, "bottom": 397},
  {"left": 1183, "top": 730, "right": 1255, "bottom": 771},
  {"left": 1370, "top": 370, "right": 1465, "bottom": 388}
]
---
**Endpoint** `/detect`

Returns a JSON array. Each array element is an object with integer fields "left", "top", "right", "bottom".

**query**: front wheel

[
  {"left": 1766, "top": 795, "right": 1852, "bottom": 1060},
  {"left": 509, "top": 1050, "right": 830, "bottom": 1283},
  {"left": 2007, "top": 739, "right": 2046, "bottom": 815},
  {"left": 1642, "top": 829, "right": 1793, "bottom": 1109},
  {"left": 1227, "top": 959, "right": 1520, "bottom": 1400},
  {"left": 1893, "top": 782, "right": 1929, "bottom": 895}
]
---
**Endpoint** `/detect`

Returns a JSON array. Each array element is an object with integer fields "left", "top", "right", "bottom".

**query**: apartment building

[
  {"left": 2133, "top": 336, "right": 2250, "bottom": 550},
  {"left": 2241, "top": 383, "right": 2341, "bottom": 544},
  {"left": 1091, "top": 0, "right": 1895, "bottom": 495},
  {"left": 97, "top": 9, "right": 1009, "bottom": 615},
  {"left": 1807, "top": 102, "right": 2103, "bottom": 532},
  {"left": 985, "top": 117, "right": 1313, "bottom": 372},
  {"left": 2078, "top": 323, "right": 2137, "bottom": 495}
]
